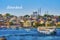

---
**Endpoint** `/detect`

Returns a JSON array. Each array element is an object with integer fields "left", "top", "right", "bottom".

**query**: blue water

[{"left": 0, "top": 28, "right": 60, "bottom": 40}]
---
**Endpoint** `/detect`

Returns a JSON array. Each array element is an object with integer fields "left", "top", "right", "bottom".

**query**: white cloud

[{"left": 6, "top": 5, "right": 23, "bottom": 9}]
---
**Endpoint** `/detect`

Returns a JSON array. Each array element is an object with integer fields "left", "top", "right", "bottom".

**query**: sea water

[{"left": 0, "top": 28, "right": 60, "bottom": 40}]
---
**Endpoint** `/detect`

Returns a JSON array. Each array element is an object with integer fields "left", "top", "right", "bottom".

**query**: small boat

[{"left": 37, "top": 26, "right": 56, "bottom": 35}]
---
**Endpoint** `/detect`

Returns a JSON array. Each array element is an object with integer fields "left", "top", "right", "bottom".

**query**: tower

[{"left": 38, "top": 8, "right": 41, "bottom": 16}]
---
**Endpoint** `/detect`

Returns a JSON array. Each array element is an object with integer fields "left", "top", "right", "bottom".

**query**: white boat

[{"left": 37, "top": 26, "right": 56, "bottom": 34}]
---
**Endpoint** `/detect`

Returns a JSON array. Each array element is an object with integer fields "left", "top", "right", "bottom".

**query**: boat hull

[{"left": 37, "top": 27, "right": 56, "bottom": 35}]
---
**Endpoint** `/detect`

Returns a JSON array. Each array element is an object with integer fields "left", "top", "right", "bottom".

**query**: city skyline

[{"left": 0, "top": 0, "right": 60, "bottom": 16}]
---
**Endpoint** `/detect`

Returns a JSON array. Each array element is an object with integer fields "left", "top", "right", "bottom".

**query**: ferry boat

[{"left": 37, "top": 26, "right": 56, "bottom": 35}]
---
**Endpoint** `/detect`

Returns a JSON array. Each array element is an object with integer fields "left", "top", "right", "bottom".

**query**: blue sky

[{"left": 0, "top": 0, "right": 60, "bottom": 16}]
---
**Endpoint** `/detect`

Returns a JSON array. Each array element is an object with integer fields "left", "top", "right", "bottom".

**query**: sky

[{"left": 0, "top": 0, "right": 60, "bottom": 16}]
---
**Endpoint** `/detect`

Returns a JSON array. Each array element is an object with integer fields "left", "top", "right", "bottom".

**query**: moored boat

[{"left": 37, "top": 26, "right": 56, "bottom": 35}]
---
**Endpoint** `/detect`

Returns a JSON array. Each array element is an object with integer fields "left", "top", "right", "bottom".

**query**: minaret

[
  {"left": 46, "top": 11, "right": 48, "bottom": 14},
  {"left": 45, "top": 10, "right": 49, "bottom": 16},
  {"left": 38, "top": 8, "right": 41, "bottom": 16}
]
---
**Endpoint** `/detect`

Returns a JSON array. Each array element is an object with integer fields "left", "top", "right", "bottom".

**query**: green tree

[
  {"left": 44, "top": 14, "right": 48, "bottom": 17},
  {"left": 5, "top": 13, "right": 11, "bottom": 17},
  {"left": 24, "top": 15, "right": 30, "bottom": 19},
  {"left": 5, "top": 13, "right": 15, "bottom": 18},
  {"left": 44, "top": 14, "right": 51, "bottom": 17},
  {"left": 24, "top": 15, "right": 30, "bottom": 17}
]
